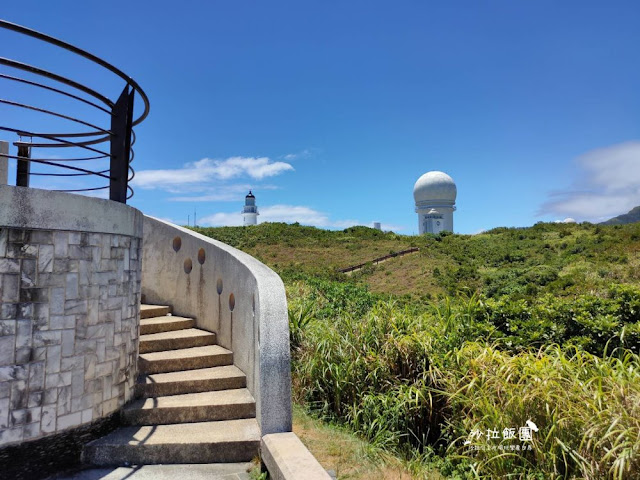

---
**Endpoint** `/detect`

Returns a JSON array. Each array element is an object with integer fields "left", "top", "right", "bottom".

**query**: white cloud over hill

[
  {"left": 200, "top": 204, "right": 403, "bottom": 231},
  {"left": 541, "top": 141, "right": 640, "bottom": 221}
]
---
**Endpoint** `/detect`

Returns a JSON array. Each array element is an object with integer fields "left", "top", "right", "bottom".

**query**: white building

[
  {"left": 242, "top": 190, "right": 259, "bottom": 226},
  {"left": 413, "top": 171, "right": 456, "bottom": 234}
]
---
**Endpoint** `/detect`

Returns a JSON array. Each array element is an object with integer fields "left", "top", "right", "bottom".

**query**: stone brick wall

[{"left": 0, "top": 227, "right": 141, "bottom": 447}]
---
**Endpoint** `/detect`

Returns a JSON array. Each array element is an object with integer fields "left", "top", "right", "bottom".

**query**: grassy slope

[{"left": 194, "top": 221, "right": 640, "bottom": 299}]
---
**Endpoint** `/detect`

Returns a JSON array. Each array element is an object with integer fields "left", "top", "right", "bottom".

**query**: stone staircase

[{"left": 83, "top": 304, "right": 261, "bottom": 466}]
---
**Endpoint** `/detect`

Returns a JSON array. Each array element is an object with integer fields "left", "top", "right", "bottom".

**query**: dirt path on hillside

[{"left": 341, "top": 248, "right": 420, "bottom": 275}]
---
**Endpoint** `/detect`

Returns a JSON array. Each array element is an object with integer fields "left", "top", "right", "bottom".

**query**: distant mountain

[{"left": 601, "top": 206, "right": 640, "bottom": 225}]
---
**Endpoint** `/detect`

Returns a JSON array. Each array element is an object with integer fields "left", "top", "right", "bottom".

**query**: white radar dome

[{"left": 413, "top": 171, "right": 457, "bottom": 204}]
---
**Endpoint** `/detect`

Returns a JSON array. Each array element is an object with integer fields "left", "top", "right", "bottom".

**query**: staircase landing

[{"left": 48, "top": 462, "right": 254, "bottom": 480}]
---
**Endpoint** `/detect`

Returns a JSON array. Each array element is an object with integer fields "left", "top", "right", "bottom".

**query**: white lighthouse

[
  {"left": 413, "top": 171, "right": 457, "bottom": 234},
  {"left": 242, "top": 190, "right": 259, "bottom": 226}
]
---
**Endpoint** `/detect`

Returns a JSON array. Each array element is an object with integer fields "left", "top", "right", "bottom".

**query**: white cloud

[
  {"left": 199, "top": 204, "right": 404, "bottom": 230},
  {"left": 283, "top": 149, "right": 312, "bottom": 161},
  {"left": 541, "top": 141, "right": 640, "bottom": 221},
  {"left": 198, "top": 211, "right": 244, "bottom": 227},
  {"left": 200, "top": 204, "right": 352, "bottom": 228},
  {"left": 132, "top": 156, "right": 293, "bottom": 190},
  {"left": 169, "top": 184, "right": 278, "bottom": 202},
  {"left": 260, "top": 205, "right": 343, "bottom": 226},
  {"left": 579, "top": 142, "right": 640, "bottom": 191}
]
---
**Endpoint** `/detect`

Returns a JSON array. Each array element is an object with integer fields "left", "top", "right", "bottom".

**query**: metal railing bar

[
  {"left": 14, "top": 156, "right": 111, "bottom": 179},
  {"left": 31, "top": 168, "right": 109, "bottom": 176},
  {"left": 0, "top": 73, "right": 112, "bottom": 114},
  {"left": 13, "top": 130, "right": 135, "bottom": 152},
  {"left": 0, "top": 20, "right": 149, "bottom": 126},
  {"left": 53, "top": 186, "right": 109, "bottom": 192},
  {"left": 0, "top": 98, "right": 112, "bottom": 134},
  {"left": 14, "top": 133, "right": 111, "bottom": 148},
  {"left": 1, "top": 126, "right": 110, "bottom": 156},
  {"left": 14, "top": 131, "right": 106, "bottom": 139},
  {"left": 0, "top": 57, "right": 113, "bottom": 107},
  {"left": 3, "top": 153, "right": 109, "bottom": 162}
]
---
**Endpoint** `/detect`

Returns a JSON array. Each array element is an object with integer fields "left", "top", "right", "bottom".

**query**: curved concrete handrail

[{"left": 140, "top": 216, "right": 292, "bottom": 435}]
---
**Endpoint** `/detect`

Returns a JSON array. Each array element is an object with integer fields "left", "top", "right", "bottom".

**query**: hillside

[
  {"left": 193, "top": 221, "right": 640, "bottom": 478},
  {"left": 193, "top": 221, "right": 640, "bottom": 300},
  {"left": 601, "top": 205, "right": 640, "bottom": 225}
]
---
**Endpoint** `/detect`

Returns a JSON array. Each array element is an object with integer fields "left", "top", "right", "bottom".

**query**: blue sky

[{"left": 2, "top": 1, "right": 639, "bottom": 234}]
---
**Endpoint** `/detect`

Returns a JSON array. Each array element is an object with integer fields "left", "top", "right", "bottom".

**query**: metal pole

[
  {"left": 0, "top": 141, "right": 8, "bottom": 185},
  {"left": 16, "top": 143, "right": 31, "bottom": 187},
  {"left": 109, "top": 86, "right": 134, "bottom": 203}
]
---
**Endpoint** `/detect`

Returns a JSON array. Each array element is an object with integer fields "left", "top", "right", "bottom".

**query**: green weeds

[{"left": 289, "top": 281, "right": 640, "bottom": 479}]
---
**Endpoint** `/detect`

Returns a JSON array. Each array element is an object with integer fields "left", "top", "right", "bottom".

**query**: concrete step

[
  {"left": 83, "top": 419, "right": 260, "bottom": 466},
  {"left": 49, "top": 463, "right": 255, "bottom": 480},
  {"left": 139, "top": 345, "right": 233, "bottom": 374},
  {"left": 140, "top": 315, "right": 195, "bottom": 335},
  {"left": 139, "top": 328, "right": 217, "bottom": 354},
  {"left": 140, "top": 304, "right": 171, "bottom": 319},
  {"left": 123, "top": 389, "right": 256, "bottom": 425},
  {"left": 136, "top": 365, "right": 246, "bottom": 398}
]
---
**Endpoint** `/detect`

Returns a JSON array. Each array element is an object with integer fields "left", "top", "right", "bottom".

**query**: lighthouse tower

[
  {"left": 242, "top": 191, "right": 259, "bottom": 226},
  {"left": 413, "top": 171, "right": 457, "bottom": 234}
]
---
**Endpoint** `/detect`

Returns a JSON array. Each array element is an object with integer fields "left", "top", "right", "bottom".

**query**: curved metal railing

[{"left": 0, "top": 19, "right": 150, "bottom": 202}]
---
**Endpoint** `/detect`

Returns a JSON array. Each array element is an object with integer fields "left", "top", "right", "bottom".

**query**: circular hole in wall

[
  {"left": 229, "top": 293, "right": 235, "bottom": 311},
  {"left": 216, "top": 278, "right": 223, "bottom": 294},
  {"left": 184, "top": 258, "right": 193, "bottom": 274},
  {"left": 197, "top": 248, "right": 206, "bottom": 265},
  {"left": 172, "top": 236, "right": 182, "bottom": 252}
]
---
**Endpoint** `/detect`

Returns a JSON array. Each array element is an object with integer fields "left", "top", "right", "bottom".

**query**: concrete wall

[
  {"left": 141, "top": 216, "right": 292, "bottom": 435},
  {"left": 0, "top": 186, "right": 143, "bottom": 447},
  {"left": 262, "top": 433, "right": 332, "bottom": 480}
]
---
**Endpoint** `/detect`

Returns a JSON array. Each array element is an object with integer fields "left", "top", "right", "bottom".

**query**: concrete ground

[{"left": 46, "top": 463, "right": 255, "bottom": 480}]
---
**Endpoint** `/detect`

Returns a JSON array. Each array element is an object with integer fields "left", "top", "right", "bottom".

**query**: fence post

[
  {"left": 109, "top": 86, "right": 134, "bottom": 203},
  {"left": 0, "top": 141, "right": 7, "bottom": 185}
]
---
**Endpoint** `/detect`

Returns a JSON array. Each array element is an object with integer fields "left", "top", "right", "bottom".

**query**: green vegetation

[
  {"left": 194, "top": 221, "right": 640, "bottom": 299},
  {"left": 194, "top": 221, "right": 640, "bottom": 479}
]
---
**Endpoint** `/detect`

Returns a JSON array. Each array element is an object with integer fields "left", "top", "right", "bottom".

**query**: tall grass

[
  {"left": 290, "top": 281, "right": 640, "bottom": 479},
  {"left": 442, "top": 344, "right": 640, "bottom": 479}
]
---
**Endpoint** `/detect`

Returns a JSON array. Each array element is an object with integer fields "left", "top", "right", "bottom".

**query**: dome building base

[{"left": 413, "top": 171, "right": 457, "bottom": 234}]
